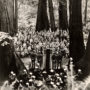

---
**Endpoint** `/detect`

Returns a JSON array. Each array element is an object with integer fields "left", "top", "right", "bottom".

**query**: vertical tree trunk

[
  {"left": 0, "top": 0, "right": 17, "bottom": 36},
  {"left": 82, "top": 32, "right": 90, "bottom": 77},
  {"left": 59, "top": 0, "right": 68, "bottom": 30},
  {"left": 0, "top": 33, "right": 26, "bottom": 81},
  {"left": 69, "top": 0, "right": 85, "bottom": 64},
  {"left": 36, "top": 0, "right": 49, "bottom": 32},
  {"left": 48, "top": 0, "right": 56, "bottom": 31},
  {"left": 77, "top": 32, "right": 90, "bottom": 79},
  {"left": 13, "top": 0, "right": 18, "bottom": 34},
  {"left": 84, "top": 0, "right": 88, "bottom": 26}
]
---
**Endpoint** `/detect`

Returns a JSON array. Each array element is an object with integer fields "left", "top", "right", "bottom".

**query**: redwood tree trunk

[
  {"left": 36, "top": 0, "right": 49, "bottom": 32},
  {"left": 77, "top": 32, "right": 90, "bottom": 79},
  {"left": 0, "top": 0, "right": 17, "bottom": 36},
  {"left": 83, "top": 32, "right": 90, "bottom": 77},
  {"left": 69, "top": 0, "right": 85, "bottom": 64},
  {"left": 13, "top": 0, "right": 18, "bottom": 34},
  {"left": 0, "top": 37, "right": 26, "bottom": 81},
  {"left": 84, "top": 0, "right": 88, "bottom": 26},
  {"left": 59, "top": 0, "right": 68, "bottom": 30},
  {"left": 48, "top": 0, "right": 56, "bottom": 31}
]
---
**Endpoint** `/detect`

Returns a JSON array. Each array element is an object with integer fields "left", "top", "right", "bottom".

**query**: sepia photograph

[{"left": 0, "top": 0, "right": 90, "bottom": 90}]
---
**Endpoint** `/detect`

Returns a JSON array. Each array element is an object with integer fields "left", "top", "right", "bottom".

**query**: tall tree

[
  {"left": 13, "top": 0, "right": 18, "bottom": 34},
  {"left": 0, "top": 0, "right": 17, "bottom": 36},
  {"left": 69, "top": 0, "right": 85, "bottom": 64},
  {"left": 48, "top": 0, "right": 56, "bottom": 31},
  {"left": 84, "top": 0, "right": 88, "bottom": 26},
  {"left": 36, "top": 0, "right": 49, "bottom": 32},
  {"left": 59, "top": 0, "right": 68, "bottom": 30},
  {"left": 82, "top": 32, "right": 90, "bottom": 77},
  {"left": 77, "top": 32, "right": 90, "bottom": 79},
  {"left": 0, "top": 32, "right": 26, "bottom": 81}
]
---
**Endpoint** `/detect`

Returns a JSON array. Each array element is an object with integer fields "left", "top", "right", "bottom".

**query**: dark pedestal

[{"left": 46, "top": 49, "right": 51, "bottom": 72}]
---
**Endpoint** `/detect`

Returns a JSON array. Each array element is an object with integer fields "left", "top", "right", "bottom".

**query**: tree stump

[{"left": 0, "top": 32, "right": 25, "bottom": 81}]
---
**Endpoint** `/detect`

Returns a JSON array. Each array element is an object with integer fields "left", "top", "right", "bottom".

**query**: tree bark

[
  {"left": 83, "top": 32, "right": 90, "bottom": 77},
  {"left": 0, "top": 0, "right": 17, "bottom": 36},
  {"left": 77, "top": 32, "right": 90, "bottom": 79},
  {"left": 0, "top": 33, "right": 26, "bottom": 81},
  {"left": 13, "top": 0, "right": 18, "bottom": 34},
  {"left": 84, "top": 0, "right": 88, "bottom": 26},
  {"left": 69, "top": 0, "right": 85, "bottom": 64},
  {"left": 59, "top": 0, "right": 68, "bottom": 30},
  {"left": 48, "top": 0, "right": 56, "bottom": 31},
  {"left": 36, "top": 0, "right": 49, "bottom": 32}
]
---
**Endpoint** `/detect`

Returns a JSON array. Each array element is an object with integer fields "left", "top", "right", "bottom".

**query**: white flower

[
  {"left": 1, "top": 41, "right": 9, "bottom": 46},
  {"left": 30, "top": 39, "right": 33, "bottom": 43}
]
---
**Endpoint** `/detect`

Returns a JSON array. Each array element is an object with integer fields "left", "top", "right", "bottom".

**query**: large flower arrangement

[
  {"left": 0, "top": 32, "right": 12, "bottom": 47},
  {"left": 14, "top": 29, "right": 69, "bottom": 57}
]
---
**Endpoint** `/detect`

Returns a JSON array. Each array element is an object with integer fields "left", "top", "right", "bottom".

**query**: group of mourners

[{"left": 1, "top": 67, "right": 68, "bottom": 90}]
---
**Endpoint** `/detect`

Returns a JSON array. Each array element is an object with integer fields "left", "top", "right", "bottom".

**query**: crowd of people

[
  {"left": 0, "top": 56, "right": 83, "bottom": 90},
  {"left": 1, "top": 67, "right": 68, "bottom": 90},
  {"left": 13, "top": 28, "right": 69, "bottom": 58},
  {"left": 1, "top": 58, "right": 82, "bottom": 90}
]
